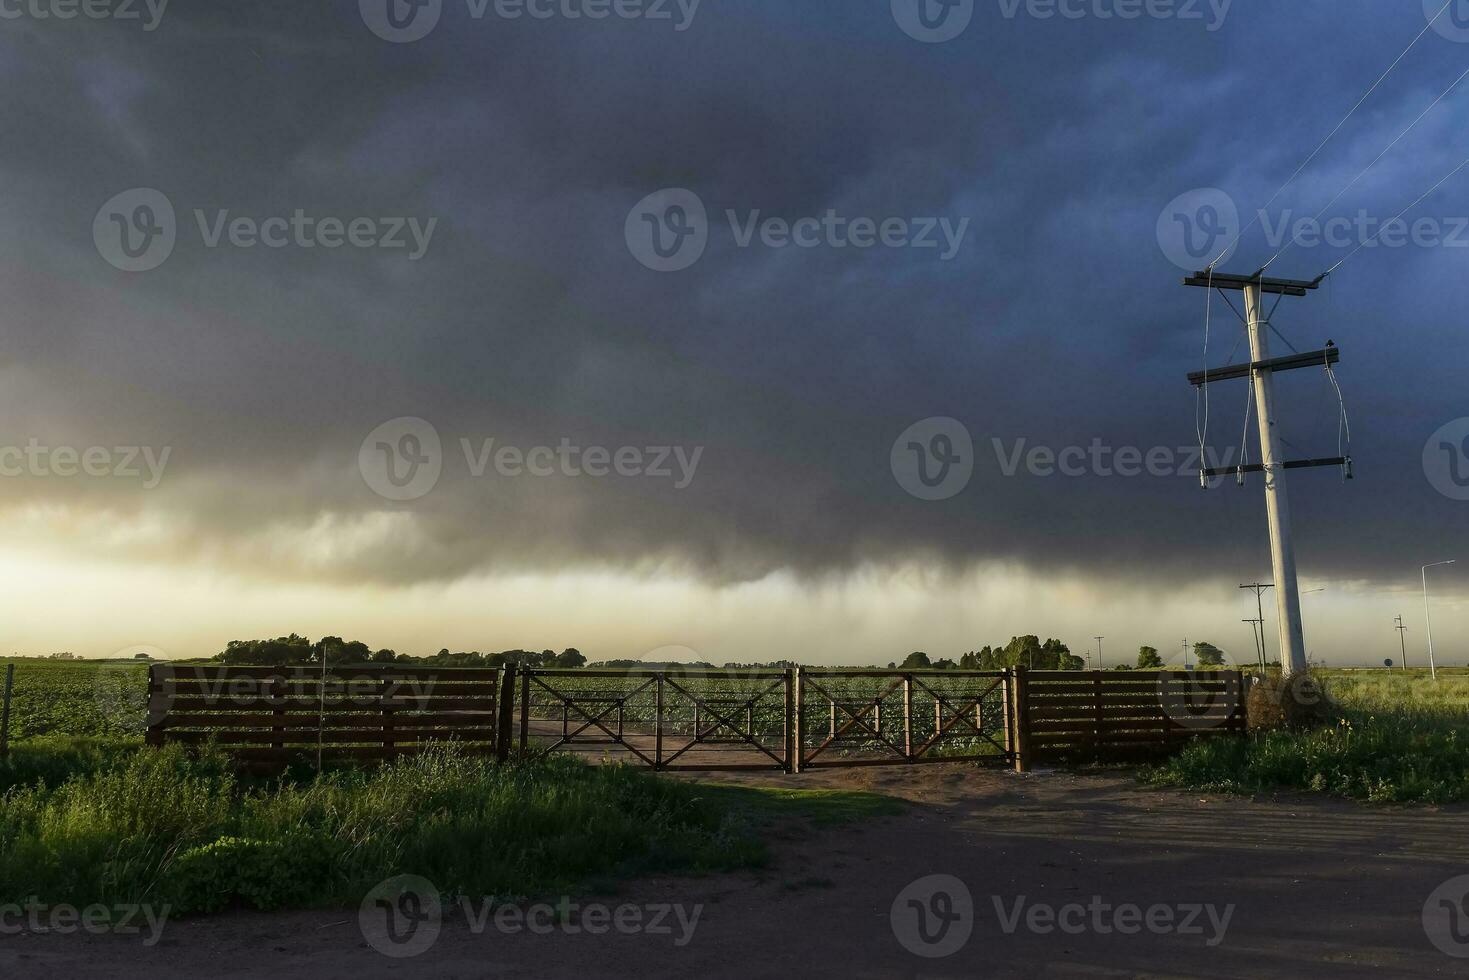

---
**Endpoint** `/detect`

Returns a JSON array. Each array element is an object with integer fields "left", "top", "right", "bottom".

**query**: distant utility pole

[
  {"left": 1423, "top": 560, "right": 1457, "bottom": 681},
  {"left": 1242, "top": 619, "right": 1264, "bottom": 669},
  {"left": 1188, "top": 272, "right": 1348, "bottom": 678},
  {"left": 1093, "top": 636, "right": 1104, "bottom": 671},
  {"left": 1395, "top": 615, "right": 1409, "bottom": 672},
  {"left": 1240, "top": 582, "right": 1274, "bottom": 670},
  {"left": 1182, "top": 637, "right": 1191, "bottom": 671}
]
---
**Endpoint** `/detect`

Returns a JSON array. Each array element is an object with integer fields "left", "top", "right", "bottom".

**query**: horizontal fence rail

[{"left": 147, "top": 664, "right": 506, "bottom": 768}]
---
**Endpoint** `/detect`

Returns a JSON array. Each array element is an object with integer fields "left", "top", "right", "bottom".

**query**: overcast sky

[{"left": 0, "top": 0, "right": 1465, "bottom": 666}]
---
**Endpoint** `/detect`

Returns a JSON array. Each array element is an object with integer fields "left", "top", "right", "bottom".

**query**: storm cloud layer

[{"left": 1, "top": 0, "right": 1465, "bottom": 598}]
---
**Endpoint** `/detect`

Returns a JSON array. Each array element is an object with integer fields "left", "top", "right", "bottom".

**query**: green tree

[
  {"left": 554, "top": 648, "right": 587, "bottom": 668},
  {"left": 1193, "top": 642, "right": 1226, "bottom": 667},
  {"left": 1136, "top": 646, "right": 1163, "bottom": 669},
  {"left": 900, "top": 651, "right": 932, "bottom": 669}
]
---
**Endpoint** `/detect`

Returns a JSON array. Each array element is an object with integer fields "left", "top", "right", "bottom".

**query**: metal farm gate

[
  {"left": 514, "top": 667, "right": 1017, "bottom": 772},
  {"left": 146, "top": 664, "right": 1249, "bottom": 773}
]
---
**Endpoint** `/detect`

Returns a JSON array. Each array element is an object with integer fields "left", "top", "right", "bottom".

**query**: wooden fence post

[
  {"left": 496, "top": 665, "right": 517, "bottom": 763},
  {"left": 1001, "top": 667, "right": 1013, "bottom": 759},
  {"left": 902, "top": 673, "right": 914, "bottom": 761},
  {"left": 792, "top": 666, "right": 803, "bottom": 774},
  {"left": 519, "top": 667, "right": 531, "bottom": 757},
  {"left": 145, "top": 663, "right": 168, "bottom": 748},
  {"left": 654, "top": 673, "right": 665, "bottom": 770},
  {"left": 0, "top": 663, "right": 13, "bottom": 757},
  {"left": 1012, "top": 665, "right": 1031, "bottom": 773},
  {"left": 381, "top": 673, "right": 395, "bottom": 762},
  {"left": 270, "top": 675, "right": 286, "bottom": 754},
  {"left": 783, "top": 667, "right": 796, "bottom": 774}
]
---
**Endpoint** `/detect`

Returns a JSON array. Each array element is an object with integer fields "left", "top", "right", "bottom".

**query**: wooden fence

[
  {"left": 145, "top": 664, "right": 1250, "bottom": 772},
  {"left": 147, "top": 664, "right": 511, "bottom": 768},
  {"left": 1012, "top": 667, "right": 1249, "bottom": 770}
]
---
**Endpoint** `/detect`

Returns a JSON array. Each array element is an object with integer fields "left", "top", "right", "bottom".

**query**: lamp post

[{"left": 1423, "top": 561, "right": 1457, "bottom": 682}]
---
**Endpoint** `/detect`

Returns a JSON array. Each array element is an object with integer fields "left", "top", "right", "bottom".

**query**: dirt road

[{"left": 5, "top": 764, "right": 1468, "bottom": 978}]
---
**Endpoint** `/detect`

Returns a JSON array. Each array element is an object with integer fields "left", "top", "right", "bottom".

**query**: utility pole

[
  {"left": 1093, "top": 636, "right": 1104, "bottom": 671},
  {"left": 1182, "top": 637, "right": 1191, "bottom": 671},
  {"left": 1240, "top": 582, "right": 1274, "bottom": 670},
  {"left": 1242, "top": 619, "right": 1264, "bottom": 669},
  {"left": 1395, "top": 615, "right": 1409, "bottom": 672},
  {"left": 1186, "top": 271, "right": 1348, "bottom": 679},
  {"left": 1423, "top": 560, "right": 1457, "bottom": 682}
]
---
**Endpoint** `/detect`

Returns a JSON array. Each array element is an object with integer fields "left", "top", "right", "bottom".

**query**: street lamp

[{"left": 1423, "top": 561, "right": 1457, "bottom": 682}]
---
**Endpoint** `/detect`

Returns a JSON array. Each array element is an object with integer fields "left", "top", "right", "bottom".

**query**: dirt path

[{"left": 5, "top": 765, "right": 1468, "bottom": 978}]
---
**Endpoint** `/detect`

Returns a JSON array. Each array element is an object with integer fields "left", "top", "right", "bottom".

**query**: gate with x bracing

[
  {"left": 793, "top": 669, "right": 1014, "bottom": 771},
  {"left": 514, "top": 666, "right": 1015, "bottom": 772},
  {"left": 516, "top": 667, "right": 796, "bottom": 771}
]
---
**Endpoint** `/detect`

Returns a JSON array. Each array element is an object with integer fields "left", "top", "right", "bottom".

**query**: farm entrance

[
  {"left": 142, "top": 665, "right": 1249, "bottom": 774},
  {"left": 515, "top": 667, "right": 1017, "bottom": 772}
]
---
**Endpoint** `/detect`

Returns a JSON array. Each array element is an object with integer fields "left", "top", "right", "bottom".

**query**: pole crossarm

[
  {"left": 1202, "top": 457, "right": 1350, "bottom": 479},
  {"left": 1188, "top": 346, "right": 1339, "bottom": 386},
  {"left": 1182, "top": 271, "right": 1324, "bottom": 296}
]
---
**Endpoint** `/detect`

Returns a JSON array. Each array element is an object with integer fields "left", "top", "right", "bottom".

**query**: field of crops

[{"left": 0, "top": 658, "right": 150, "bottom": 741}]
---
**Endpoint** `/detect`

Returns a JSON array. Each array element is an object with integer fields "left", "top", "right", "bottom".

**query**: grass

[
  {"left": 1144, "top": 669, "right": 1469, "bottom": 804},
  {"left": 0, "top": 740, "right": 897, "bottom": 915}
]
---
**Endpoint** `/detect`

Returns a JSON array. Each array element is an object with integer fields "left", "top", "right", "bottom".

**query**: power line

[
  {"left": 1261, "top": 63, "right": 1469, "bottom": 274},
  {"left": 1207, "top": 0, "right": 1458, "bottom": 270},
  {"left": 1320, "top": 154, "right": 1469, "bottom": 278}
]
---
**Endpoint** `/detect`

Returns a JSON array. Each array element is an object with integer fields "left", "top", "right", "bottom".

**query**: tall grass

[
  {"left": 1146, "top": 670, "right": 1469, "bottom": 804},
  {"left": 0, "top": 744, "right": 772, "bottom": 913}
]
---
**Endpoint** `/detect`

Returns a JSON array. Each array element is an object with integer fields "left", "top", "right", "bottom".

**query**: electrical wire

[
  {"left": 1320, "top": 154, "right": 1469, "bottom": 278},
  {"left": 1206, "top": 0, "right": 1457, "bottom": 270},
  {"left": 1326, "top": 359, "right": 1353, "bottom": 476},
  {"left": 1196, "top": 267, "right": 1214, "bottom": 485},
  {"left": 1260, "top": 63, "right": 1469, "bottom": 273}
]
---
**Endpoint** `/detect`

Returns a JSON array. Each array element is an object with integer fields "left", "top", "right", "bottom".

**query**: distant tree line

[
  {"left": 889, "top": 637, "right": 1083, "bottom": 671},
  {"left": 205, "top": 635, "right": 1236, "bottom": 672},
  {"left": 213, "top": 634, "right": 587, "bottom": 669}
]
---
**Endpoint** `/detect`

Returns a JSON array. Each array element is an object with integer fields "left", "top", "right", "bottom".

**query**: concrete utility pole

[
  {"left": 1243, "top": 282, "right": 1307, "bottom": 678},
  {"left": 1423, "top": 560, "right": 1456, "bottom": 682},
  {"left": 1186, "top": 271, "right": 1348, "bottom": 680},
  {"left": 1094, "top": 636, "right": 1104, "bottom": 671},
  {"left": 1395, "top": 615, "right": 1409, "bottom": 672}
]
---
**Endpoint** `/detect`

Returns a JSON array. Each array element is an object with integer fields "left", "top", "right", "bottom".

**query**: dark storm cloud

[{"left": 0, "top": 0, "right": 1464, "bottom": 588}]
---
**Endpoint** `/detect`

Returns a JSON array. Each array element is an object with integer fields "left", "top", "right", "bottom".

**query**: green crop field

[{"left": 0, "top": 657, "right": 150, "bottom": 741}]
